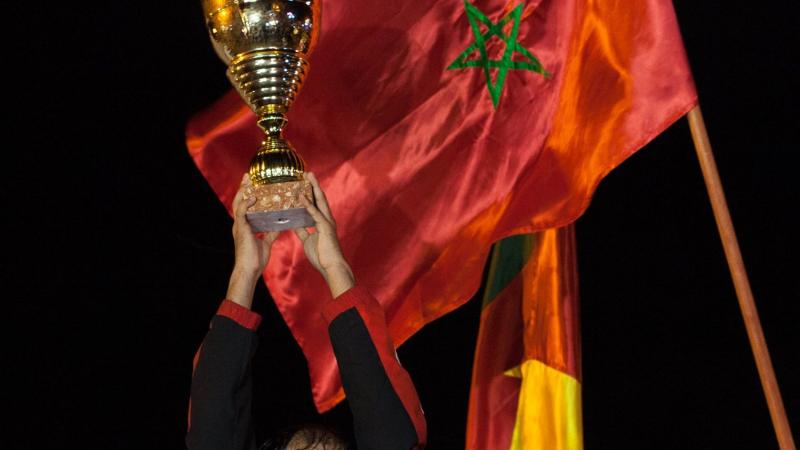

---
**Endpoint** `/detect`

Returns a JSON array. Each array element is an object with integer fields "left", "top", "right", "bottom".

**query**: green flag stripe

[{"left": 482, "top": 234, "right": 535, "bottom": 308}]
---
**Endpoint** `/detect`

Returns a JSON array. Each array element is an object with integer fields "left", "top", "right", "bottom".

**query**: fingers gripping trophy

[{"left": 201, "top": 0, "right": 321, "bottom": 231}]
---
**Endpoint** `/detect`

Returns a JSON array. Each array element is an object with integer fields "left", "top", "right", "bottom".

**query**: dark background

[{"left": 5, "top": 1, "right": 797, "bottom": 448}]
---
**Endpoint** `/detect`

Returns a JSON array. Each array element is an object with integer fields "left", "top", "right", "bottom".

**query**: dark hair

[{"left": 259, "top": 424, "right": 348, "bottom": 450}]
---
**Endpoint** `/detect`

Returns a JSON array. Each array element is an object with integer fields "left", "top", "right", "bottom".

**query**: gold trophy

[{"left": 201, "top": 0, "right": 321, "bottom": 231}]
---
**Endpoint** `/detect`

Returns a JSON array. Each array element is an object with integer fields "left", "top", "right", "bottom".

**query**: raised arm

[
  {"left": 186, "top": 175, "right": 278, "bottom": 450},
  {"left": 295, "top": 173, "right": 427, "bottom": 449}
]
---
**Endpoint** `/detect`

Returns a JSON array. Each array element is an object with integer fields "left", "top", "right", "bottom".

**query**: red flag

[
  {"left": 188, "top": 0, "right": 696, "bottom": 412},
  {"left": 466, "top": 227, "right": 580, "bottom": 450},
  {"left": 465, "top": 235, "right": 528, "bottom": 450}
]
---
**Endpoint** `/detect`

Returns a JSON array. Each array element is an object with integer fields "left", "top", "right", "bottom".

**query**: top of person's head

[{"left": 260, "top": 425, "right": 348, "bottom": 450}]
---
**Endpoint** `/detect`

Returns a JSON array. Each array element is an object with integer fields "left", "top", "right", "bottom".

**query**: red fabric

[
  {"left": 217, "top": 299, "right": 262, "bottom": 331},
  {"left": 187, "top": 0, "right": 696, "bottom": 411},
  {"left": 520, "top": 226, "right": 581, "bottom": 379},
  {"left": 465, "top": 278, "right": 524, "bottom": 450},
  {"left": 466, "top": 226, "right": 580, "bottom": 450},
  {"left": 322, "top": 286, "right": 427, "bottom": 447}
]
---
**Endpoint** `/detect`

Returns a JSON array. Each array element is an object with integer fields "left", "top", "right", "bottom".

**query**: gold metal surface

[{"left": 201, "top": 0, "right": 321, "bottom": 185}]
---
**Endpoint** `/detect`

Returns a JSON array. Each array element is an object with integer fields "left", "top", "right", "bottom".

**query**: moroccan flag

[
  {"left": 187, "top": 0, "right": 696, "bottom": 412},
  {"left": 466, "top": 226, "right": 580, "bottom": 450}
]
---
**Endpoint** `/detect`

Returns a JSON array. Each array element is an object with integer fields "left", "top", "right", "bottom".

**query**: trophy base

[
  {"left": 244, "top": 179, "right": 315, "bottom": 232},
  {"left": 246, "top": 208, "right": 314, "bottom": 232}
]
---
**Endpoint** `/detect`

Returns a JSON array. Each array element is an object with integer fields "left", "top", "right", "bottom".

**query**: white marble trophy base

[{"left": 244, "top": 180, "right": 314, "bottom": 232}]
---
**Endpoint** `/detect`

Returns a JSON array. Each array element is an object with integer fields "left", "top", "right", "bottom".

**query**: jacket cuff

[
  {"left": 321, "top": 285, "right": 375, "bottom": 324},
  {"left": 217, "top": 299, "right": 262, "bottom": 331}
]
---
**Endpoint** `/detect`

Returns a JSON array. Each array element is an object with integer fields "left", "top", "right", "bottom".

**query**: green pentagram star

[{"left": 447, "top": 1, "right": 550, "bottom": 109}]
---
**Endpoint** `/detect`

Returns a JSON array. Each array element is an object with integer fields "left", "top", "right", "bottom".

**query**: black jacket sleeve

[
  {"left": 323, "top": 286, "right": 427, "bottom": 449},
  {"left": 186, "top": 301, "right": 261, "bottom": 450}
]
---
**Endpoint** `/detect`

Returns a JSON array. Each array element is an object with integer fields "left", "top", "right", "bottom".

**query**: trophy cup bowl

[{"left": 202, "top": 0, "right": 321, "bottom": 231}]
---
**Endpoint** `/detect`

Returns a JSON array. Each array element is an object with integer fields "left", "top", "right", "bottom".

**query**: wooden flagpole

[{"left": 686, "top": 105, "right": 796, "bottom": 450}]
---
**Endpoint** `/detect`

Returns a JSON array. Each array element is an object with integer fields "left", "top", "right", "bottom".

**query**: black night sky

[{"left": 6, "top": 1, "right": 798, "bottom": 449}]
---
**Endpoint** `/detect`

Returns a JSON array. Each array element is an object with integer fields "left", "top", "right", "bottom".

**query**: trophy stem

[
  {"left": 249, "top": 123, "right": 306, "bottom": 185},
  {"left": 257, "top": 111, "right": 288, "bottom": 137}
]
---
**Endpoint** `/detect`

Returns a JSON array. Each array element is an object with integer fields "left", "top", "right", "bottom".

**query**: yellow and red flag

[
  {"left": 187, "top": 0, "right": 695, "bottom": 412},
  {"left": 467, "top": 227, "right": 580, "bottom": 450}
]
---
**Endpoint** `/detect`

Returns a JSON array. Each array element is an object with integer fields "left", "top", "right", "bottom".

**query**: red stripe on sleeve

[{"left": 217, "top": 299, "right": 262, "bottom": 331}]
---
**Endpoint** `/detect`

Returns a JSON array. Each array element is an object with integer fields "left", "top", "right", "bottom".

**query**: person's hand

[
  {"left": 227, "top": 174, "right": 279, "bottom": 308},
  {"left": 294, "top": 172, "right": 355, "bottom": 297}
]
